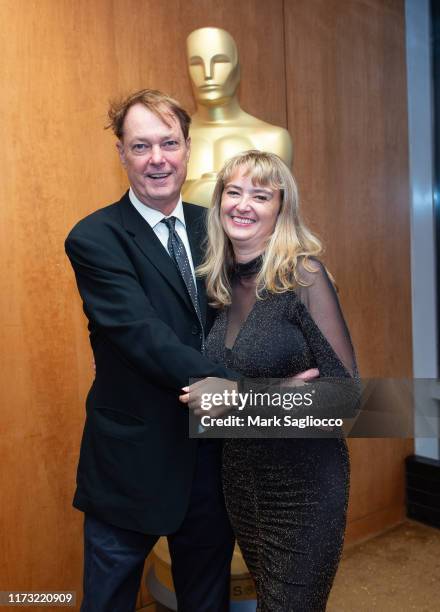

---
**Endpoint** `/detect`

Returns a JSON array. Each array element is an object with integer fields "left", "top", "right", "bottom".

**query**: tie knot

[{"left": 161, "top": 216, "right": 176, "bottom": 231}]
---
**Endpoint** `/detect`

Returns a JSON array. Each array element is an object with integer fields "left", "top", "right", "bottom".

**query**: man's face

[
  {"left": 187, "top": 29, "right": 239, "bottom": 105},
  {"left": 117, "top": 103, "right": 190, "bottom": 215}
]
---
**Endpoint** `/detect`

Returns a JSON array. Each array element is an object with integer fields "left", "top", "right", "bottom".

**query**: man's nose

[{"left": 150, "top": 145, "right": 165, "bottom": 165}]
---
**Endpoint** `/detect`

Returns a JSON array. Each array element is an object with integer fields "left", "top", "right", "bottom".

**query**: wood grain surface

[{"left": 284, "top": 0, "right": 413, "bottom": 544}]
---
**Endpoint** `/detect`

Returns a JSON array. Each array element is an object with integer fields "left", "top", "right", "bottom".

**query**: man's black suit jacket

[{"left": 65, "top": 192, "right": 234, "bottom": 535}]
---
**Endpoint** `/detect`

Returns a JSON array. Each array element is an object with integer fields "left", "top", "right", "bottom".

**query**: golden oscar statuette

[{"left": 182, "top": 26, "right": 293, "bottom": 207}]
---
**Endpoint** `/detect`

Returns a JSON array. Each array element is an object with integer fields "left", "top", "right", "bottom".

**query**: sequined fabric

[{"left": 205, "top": 258, "right": 354, "bottom": 611}]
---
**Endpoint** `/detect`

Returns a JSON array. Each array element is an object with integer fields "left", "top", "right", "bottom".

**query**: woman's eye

[
  {"left": 255, "top": 195, "right": 270, "bottom": 202},
  {"left": 226, "top": 190, "right": 240, "bottom": 197}
]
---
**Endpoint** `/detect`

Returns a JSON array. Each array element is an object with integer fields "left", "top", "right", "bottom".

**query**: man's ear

[
  {"left": 185, "top": 137, "right": 191, "bottom": 161},
  {"left": 116, "top": 141, "right": 126, "bottom": 167}
]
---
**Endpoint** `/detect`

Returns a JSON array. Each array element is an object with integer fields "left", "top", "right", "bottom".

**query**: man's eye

[
  {"left": 163, "top": 140, "right": 179, "bottom": 149},
  {"left": 133, "top": 144, "right": 147, "bottom": 152}
]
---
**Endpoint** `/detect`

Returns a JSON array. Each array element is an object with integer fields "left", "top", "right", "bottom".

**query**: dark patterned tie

[{"left": 161, "top": 217, "right": 205, "bottom": 348}]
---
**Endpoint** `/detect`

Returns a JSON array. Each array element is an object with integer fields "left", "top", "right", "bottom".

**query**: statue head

[{"left": 186, "top": 27, "right": 240, "bottom": 106}]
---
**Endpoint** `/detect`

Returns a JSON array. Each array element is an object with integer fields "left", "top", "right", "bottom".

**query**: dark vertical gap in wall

[
  {"left": 282, "top": 0, "right": 290, "bottom": 162},
  {"left": 432, "top": 0, "right": 440, "bottom": 373}
]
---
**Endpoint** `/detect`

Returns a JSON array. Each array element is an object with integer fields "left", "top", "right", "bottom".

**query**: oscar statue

[{"left": 182, "top": 26, "right": 293, "bottom": 207}]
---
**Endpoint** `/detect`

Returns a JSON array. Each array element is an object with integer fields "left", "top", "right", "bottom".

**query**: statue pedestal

[{"left": 146, "top": 538, "right": 257, "bottom": 611}]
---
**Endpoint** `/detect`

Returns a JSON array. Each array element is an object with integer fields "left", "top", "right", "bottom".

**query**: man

[{"left": 65, "top": 89, "right": 238, "bottom": 612}]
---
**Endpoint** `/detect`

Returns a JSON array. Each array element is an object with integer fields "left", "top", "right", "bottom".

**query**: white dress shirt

[{"left": 129, "top": 187, "right": 197, "bottom": 285}]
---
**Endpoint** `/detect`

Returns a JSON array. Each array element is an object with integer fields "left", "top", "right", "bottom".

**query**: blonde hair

[{"left": 197, "top": 150, "right": 323, "bottom": 307}]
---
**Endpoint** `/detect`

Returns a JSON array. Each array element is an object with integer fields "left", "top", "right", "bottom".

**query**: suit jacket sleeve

[{"left": 65, "top": 228, "right": 238, "bottom": 392}]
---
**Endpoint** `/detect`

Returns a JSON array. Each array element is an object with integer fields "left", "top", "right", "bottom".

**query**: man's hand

[
  {"left": 179, "top": 370, "right": 319, "bottom": 416},
  {"left": 180, "top": 377, "right": 238, "bottom": 417},
  {"left": 282, "top": 368, "right": 320, "bottom": 386}
]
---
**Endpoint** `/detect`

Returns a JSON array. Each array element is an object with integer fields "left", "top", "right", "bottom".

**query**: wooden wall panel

[
  {"left": 284, "top": 0, "right": 413, "bottom": 544},
  {"left": 0, "top": 0, "right": 285, "bottom": 601}
]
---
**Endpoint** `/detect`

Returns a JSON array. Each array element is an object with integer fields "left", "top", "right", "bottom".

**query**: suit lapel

[
  {"left": 118, "top": 193, "right": 195, "bottom": 315},
  {"left": 183, "top": 203, "right": 208, "bottom": 326}
]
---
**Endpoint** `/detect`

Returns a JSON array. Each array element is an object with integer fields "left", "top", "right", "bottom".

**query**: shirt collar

[{"left": 129, "top": 187, "right": 185, "bottom": 229}]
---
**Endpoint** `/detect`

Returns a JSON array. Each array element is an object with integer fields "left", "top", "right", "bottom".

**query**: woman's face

[{"left": 220, "top": 167, "right": 281, "bottom": 255}]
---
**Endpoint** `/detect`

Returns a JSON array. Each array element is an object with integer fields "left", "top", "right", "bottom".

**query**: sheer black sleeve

[{"left": 295, "top": 259, "right": 358, "bottom": 378}]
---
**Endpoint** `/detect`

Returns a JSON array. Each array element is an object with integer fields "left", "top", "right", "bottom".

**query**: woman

[{"left": 182, "top": 150, "right": 357, "bottom": 611}]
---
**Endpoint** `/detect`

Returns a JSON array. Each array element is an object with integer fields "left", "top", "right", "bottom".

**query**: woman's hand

[{"left": 180, "top": 377, "right": 238, "bottom": 417}]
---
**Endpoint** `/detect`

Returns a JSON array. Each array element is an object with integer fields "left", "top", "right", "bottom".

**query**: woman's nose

[{"left": 235, "top": 195, "right": 251, "bottom": 211}]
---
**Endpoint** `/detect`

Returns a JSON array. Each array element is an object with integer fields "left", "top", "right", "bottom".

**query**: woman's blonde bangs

[{"left": 220, "top": 152, "right": 286, "bottom": 193}]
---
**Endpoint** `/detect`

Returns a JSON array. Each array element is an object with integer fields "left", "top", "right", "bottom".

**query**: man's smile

[{"left": 146, "top": 172, "right": 171, "bottom": 180}]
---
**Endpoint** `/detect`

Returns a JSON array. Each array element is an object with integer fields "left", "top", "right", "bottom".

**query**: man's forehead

[{"left": 123, "top": 104, "right": 183, "bottom": 138}]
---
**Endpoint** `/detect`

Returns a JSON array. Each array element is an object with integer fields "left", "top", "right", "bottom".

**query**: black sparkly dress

[{"left": 205, "top": 258, "right": 357, "bottom": 612}]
